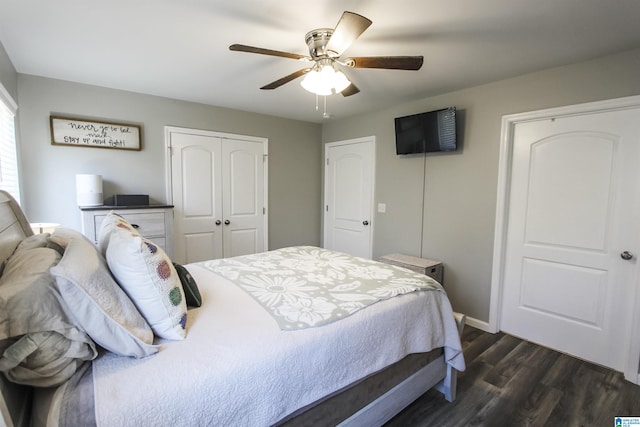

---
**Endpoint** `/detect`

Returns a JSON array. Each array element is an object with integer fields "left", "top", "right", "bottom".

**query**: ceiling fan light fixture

[
  {"left": 230, "top": 11, "right": 423, "bottom": 99},
  {"left": 300, "top": 68, "right": 331, "bottom": 96},
  {"left": 300, "top": 64, "right": 351, "bottom": 96},
  {"left": 332, "top": 69, "right": 351, "bottom": 93}
]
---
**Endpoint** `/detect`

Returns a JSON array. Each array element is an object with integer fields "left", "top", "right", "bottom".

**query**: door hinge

[
  {"left": 326, "top": 205, "right": 329, "bottom": 212},
  {"left": 263, "top": 207, "right": 266, "bottom": 214},
  {"left": 326, "top": 158, "right": 329, "bottom": 166}
]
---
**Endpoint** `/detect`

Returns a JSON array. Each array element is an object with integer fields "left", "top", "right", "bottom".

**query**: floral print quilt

[{"left": 198, "top": 246, "right": 443, "bottom": 330}]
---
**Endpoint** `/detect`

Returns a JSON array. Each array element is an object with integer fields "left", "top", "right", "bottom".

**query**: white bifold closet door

[{"left": 167, "top": 127, "right": 267, "bottom": 264}]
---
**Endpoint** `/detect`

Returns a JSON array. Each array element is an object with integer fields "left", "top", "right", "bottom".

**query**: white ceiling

[{"left": 1, "top": 0, "right": 639, "bottom": 123}]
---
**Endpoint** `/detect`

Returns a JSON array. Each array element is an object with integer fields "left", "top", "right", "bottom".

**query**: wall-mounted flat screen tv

[{"left": 394, "top": 107, "right": 457, "bottom": 155}]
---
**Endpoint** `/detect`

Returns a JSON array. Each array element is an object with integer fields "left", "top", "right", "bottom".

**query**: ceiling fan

[{"left": 229, "top": 11, "right": 424, "bottom": 97}]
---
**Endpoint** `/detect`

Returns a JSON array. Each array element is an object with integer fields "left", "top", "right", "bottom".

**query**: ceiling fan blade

[
  {"left": 341, "top": 82, "right": 360, "bottom": 97},
  {"left": 345, "top": 56, "right": 424, "bottom": 70},
  {"left": 229, "top": 44, "right": 309, "bottom": 61},
  {"left": 325, "top": 11, "right": 372, "bottom": 55},
  {"left": 260, "top": 68, "right": 311, "bottom": 90}
]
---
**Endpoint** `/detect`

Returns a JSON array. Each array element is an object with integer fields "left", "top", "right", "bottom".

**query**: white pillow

[
  {"left": 106, "top": 227, "right": 187, "bottom": 340},
  {"left": 96, "top": 211, "right": 129, "bottom": 256}
]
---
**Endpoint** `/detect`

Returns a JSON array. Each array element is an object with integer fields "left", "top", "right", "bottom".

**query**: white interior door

[
  {"left": 169, "top": 131, "right": 223, "bottom": 263},
  {"left": 324, "top": 137, "right": 375, "bottom": 259},
  {"left": 499, "top": 106, "right": 640, "bottom": 373},
  {"left": 222, "top": 138, "right": 265, "bottom": 258},
  {"left": 167, "top": 127, "right": 268, "bottom": 264}
]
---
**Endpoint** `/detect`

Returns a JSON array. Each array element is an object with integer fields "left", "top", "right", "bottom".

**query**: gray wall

[
  {"left": 322, "top": 48, "right": 640, "bottom": 323},
  {"left": 15, "top": 74, "right": 322, "bottom": 250},
  {"left": 0, "top": 42, "right": 17, "bottom": 101}
]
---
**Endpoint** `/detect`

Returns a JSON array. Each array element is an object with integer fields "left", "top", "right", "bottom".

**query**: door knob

[
  {"left": 621, "top": 251, "right": 634, "bottom": 260},
  {"left": 224, "top": 220, "right": 231, "bottom": 225},
  {"left": 215, "top": 220, "right": 221, "bottom": 225},
  {"left": 362, "top": 220, "right": 369, "bottom": 226}
]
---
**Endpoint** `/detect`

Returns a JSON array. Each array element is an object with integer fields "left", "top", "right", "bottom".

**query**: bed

[{"left": 0, "top": 190, "right": 465, "bottom": 427}]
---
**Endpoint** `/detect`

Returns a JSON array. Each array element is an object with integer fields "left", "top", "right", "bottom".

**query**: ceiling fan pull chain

[
  {"left": 323, "top": 96, "right": 330, "bottom": 119},
  {"left": 315, "top": 94, "right": 319, "bottom": 111}
]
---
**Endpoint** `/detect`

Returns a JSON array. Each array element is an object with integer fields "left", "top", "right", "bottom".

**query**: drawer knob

[{"left": 131, "top": 224, "right": 140, "bottom": 229}]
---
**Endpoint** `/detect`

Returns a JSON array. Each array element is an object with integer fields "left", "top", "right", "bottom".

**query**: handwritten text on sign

[{"left": 50, "top": 116, "right": 141, "bottom": 151}]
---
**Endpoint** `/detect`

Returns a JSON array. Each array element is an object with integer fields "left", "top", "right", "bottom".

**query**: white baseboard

[{"left": 463, "top": 316, "right": 492, "bottom": 333}]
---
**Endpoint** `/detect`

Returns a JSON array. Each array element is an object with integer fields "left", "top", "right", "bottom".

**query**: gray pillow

[
  {"left": 49, "top": 228, "right": 158, "bottom": 358},
  {"left": 0, "top": 247, "right": 97, "bottom": 387},
  {"left": 13, "top": 233, "right": 50, "bottom": 253}
]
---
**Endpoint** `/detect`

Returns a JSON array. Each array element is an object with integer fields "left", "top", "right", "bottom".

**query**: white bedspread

[{"left": 93, "top": 263, "right": 465, "bottom": 426}]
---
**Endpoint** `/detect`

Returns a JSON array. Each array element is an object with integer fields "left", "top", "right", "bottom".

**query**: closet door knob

[
  {"left": 224, "top": 220, "right": 231, "bottom": 225},
  {"left": 362, "top": 220, "right": 369, "bottom": 226},
  {"left": 215, "top": 220, "right": 221, "bottom": 225},
  {"left": 621, "top": 251, "right": 634, "bottom": 260}
]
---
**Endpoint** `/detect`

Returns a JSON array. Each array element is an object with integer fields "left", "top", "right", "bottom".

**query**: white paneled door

[
  {"left": 499, "top": 104, "right": 640, "bottom": 374},
  {"left": 324, "top": 137, "right": 375, "bottom": 259},
  {"left": 167, "top": 127, "right": 267, "bottom": 264},
  {"left": 222, "top": 138, "right": 266, "bottom": 258}
]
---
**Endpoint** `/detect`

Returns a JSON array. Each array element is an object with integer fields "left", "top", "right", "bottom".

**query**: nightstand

[
  {"left": 378, "top": 253, "right": 444, "bottom": 285},
  {"left": 80, "top": 205, "right": 174, "bottom": 258}
]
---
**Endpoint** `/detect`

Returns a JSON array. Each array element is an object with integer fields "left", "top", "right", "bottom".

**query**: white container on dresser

[{"left": 80, "top": 205, "right": 174, "bottom": 258}]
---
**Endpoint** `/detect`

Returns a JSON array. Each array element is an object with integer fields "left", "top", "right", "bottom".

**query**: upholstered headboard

[
  {"left": 0, "top": 190, "right": 33, "bottom": 264},
  {"left": 0, "top": 190, "right": 33, "bottom": 427}
]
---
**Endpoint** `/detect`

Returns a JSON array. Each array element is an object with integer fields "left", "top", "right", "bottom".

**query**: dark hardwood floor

[{"left": 386, "top": 326, "right": 640, "bottom": 426}]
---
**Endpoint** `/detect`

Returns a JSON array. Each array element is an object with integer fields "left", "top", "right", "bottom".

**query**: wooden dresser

[{"left": 80, "top": 205, "right": 174, "bottom": 258}]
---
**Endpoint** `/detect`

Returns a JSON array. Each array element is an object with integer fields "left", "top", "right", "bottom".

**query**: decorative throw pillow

[
  {"left": 49, "top": 228, "right": 158, "bottom": 357},
  {"left": 173, "top": 262, "right": 202, "bottom": 308},
  {"left": 106, "top": 227, "right": 188, "bottom": 340},
  {"left": 0, "top": 247, "right": 97, "bottom": 387},
  {"left": 96, "top": 211, "right": 129, "bottom": 256}
]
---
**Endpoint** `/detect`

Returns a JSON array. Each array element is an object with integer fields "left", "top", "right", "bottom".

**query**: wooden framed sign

[{"left": 50, "top": 116, "right": 141, "bottom": 151}]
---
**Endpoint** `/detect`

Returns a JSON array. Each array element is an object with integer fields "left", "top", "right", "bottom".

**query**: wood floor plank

[
  {"left": 476, "top": 333, "right": 520, "bottom": 366},
  {"left": 478, "top": 345, "right": 561, "bottom": 426},
  {"left": 540, "top": 352, "right": 582, "bottom": 388},
  {"left": 461, "top": 330, "right": 504, "bottom": 362},
  {"left": 510, "top": 381, "right": 563, "bottom": 426},
  {"left": 482, "top": 340, "right": 538, "bottom": 389},
  {"left": 385, "top": 327, "right": 640, "bottom": 426}
]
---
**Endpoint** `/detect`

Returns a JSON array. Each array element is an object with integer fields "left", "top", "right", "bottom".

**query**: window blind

[{"left": 0, "top": 83, "right": 19, "bottom": 203}]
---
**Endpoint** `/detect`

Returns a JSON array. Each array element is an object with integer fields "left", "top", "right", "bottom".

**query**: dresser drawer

[
  {"left": 94, "top": 212, "right": 166, "bottom": 238},
  {"left": 80, "top": 206, "right": 174, "bottom": 258}
]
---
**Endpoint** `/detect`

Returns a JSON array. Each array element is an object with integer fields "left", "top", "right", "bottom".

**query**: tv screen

[{"left": 394, "top": 107, "right": 457, "bottom": 155}]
